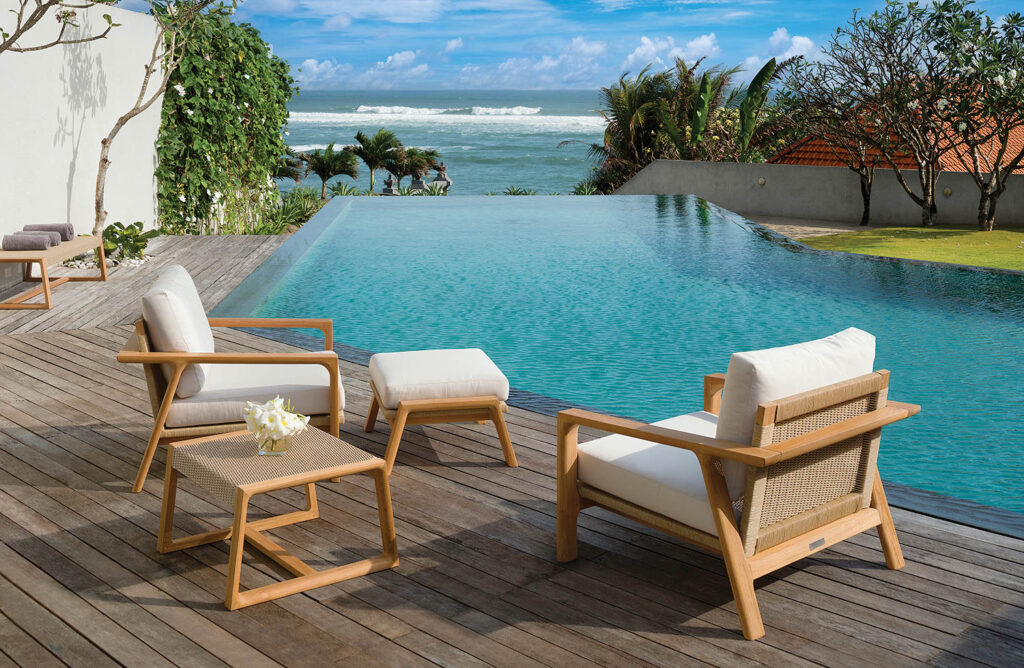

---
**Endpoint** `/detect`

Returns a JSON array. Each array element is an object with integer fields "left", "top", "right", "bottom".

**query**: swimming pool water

[{"left": 234, "top": 195, "right": 1024, "bottom": 512}]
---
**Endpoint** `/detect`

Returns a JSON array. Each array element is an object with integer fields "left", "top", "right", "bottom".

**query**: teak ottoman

[
  {"left": 365, "top": 348, "right": 519, "bottom": 474},
  {"left": 159, "top": 429, "right": 398, "bottom": 610}
]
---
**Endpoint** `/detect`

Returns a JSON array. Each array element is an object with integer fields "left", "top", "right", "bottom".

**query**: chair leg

[
  {"left": 490, "top": 404, "right": 518, "bottom": 468},
  {"left": 556, "top": 417, "right": 580, "bottom": 562},
  {"left": 872, "top": 470, "right": 904, "bottom": 570},
  {"left": 364, "top": 394, "right": 380, "bottom": 433},
  {"left": 699, "top": 455, "right": 765, "bottom": 640},
  {"left": 225, "top": 490, "right": 251, "bottom": 610},
  {"left": 383, "top": 407, "right": 409, "bottom": 476},
  {"left": 133, "top": 423, "right": 164, "bottom": 493}
]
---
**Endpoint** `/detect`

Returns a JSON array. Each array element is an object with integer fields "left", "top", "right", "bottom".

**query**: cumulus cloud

[
  {"left": 444, "top": 37, "right": 464, "bottom": 53},
  {"left": 621, "top": 34, "right": 718, "bottom": 71},
  {"left": 458, "top": 36, "right": 606, "bottom": 88},
  {"left": 296, "top": 58, "right": 354, "bottom": 87},
  {"left": 378, "top": 50, "right": 418, "bottom": 69},
  {"left": 743, "top": 27, "right": 816, "bottom": 76}
]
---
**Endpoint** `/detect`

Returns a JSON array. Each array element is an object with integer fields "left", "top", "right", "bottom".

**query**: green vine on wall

[{"left": 155, "top": 11, "right": 295, "bottom": 234}]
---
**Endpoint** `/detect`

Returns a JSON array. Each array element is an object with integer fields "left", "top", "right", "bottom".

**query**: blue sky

[{"left": 140, "top": 1, "right": 1022, "bottom": 90}]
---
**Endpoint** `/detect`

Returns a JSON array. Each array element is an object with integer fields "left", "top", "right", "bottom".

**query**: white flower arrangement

[{"left": 244, "top": 396, "right": 309, "bottom": 455}]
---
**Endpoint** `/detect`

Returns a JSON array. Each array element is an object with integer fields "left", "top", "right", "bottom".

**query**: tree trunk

[
  {"left": 977, "top": 189, "right": 999, "bottom": 231},
  {"left": 321, "top": 179, "right": 328, "bottom": 200},
  {"left": 93, "top": 137, "right": 115, "bottom": 236},
  {"left": 919, "top": 167, "right": 938, "bottom": 227},
  {"left": 858, "top": 170, "right": 872, "bottom": 226}
]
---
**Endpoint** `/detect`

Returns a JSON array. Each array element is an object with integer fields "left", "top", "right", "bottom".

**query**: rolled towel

[
  {"left": 23, "top": 223, "right": 74, "bottom": 241},
  {"left": 3, "top": 234, "right": 52, "bottom": 251},
  {"left": 13, "top": 230, "right": 61, "bottom": 246}
]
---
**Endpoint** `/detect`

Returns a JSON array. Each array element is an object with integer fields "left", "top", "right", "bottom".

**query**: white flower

[
  {"left": 284, "top": 131, "right": 290, "bottom": 136},
  {"left": 244, "top": 74, "right": 250, "bottom": 79},
  {"left": 243, "top": 102, "right": 249, "bottom": 108},
  {"left": 243, "top": 396, "right": 308, "bottom": 443},
  {"left": 185, "top": 108, "right": 194, "bottom": 116},
  {"left": 178, "top": 194, "right": 186, "bottom": 202},
  {"left": 207, "top": 88, "right": 214, "bottom": 94},
  {"left": 958, "top": 122, "right": 967, "bottom": 132},
  {"left": 994, "top": 74, "right": 1006, "bottom": 88},
  {"left": 173, "top": 84, "right": 185, "bottom": 96}
]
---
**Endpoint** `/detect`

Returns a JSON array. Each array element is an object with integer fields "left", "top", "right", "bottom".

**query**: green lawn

[{"left": 800, "top": 226, "right": 1024, "bottom": 272}]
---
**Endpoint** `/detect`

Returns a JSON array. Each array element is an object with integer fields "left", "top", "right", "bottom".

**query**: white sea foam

[
  {"left": 288, "top": 111, "right": 603, "bottom": 132},
  {"left": 470, "top": 106, "right": 541, "bottom": 115},
  {"left": 355, "top": 105, "right": 454, "bottom": 115}
]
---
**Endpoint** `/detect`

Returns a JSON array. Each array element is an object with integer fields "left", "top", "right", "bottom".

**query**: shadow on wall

[{"left": 55, "top": 12, "right": 108, "bottom": 226}]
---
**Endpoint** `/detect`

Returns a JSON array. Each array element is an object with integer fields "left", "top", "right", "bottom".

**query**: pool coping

[{"left": 212, "top": 196, "right": 1024, "bottom": 540}]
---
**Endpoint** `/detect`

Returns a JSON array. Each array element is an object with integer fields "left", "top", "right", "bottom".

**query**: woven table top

[{"left": 172, "top": 429, "right": 381, "bottom": 504}]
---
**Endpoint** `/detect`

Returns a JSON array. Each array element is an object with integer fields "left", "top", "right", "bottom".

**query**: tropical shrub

[
  {"left": 328, "top": 181, "right": 365, "bottom": 197},
  {"left": 263, "top": 187, "right": 325, "bottom": 232},
  {"left": 155, "top": 12, "right": 295, "bottom": 234},
  {"left": 571, "top": 179, "right": 599, "bottom": 195},
  {"left": 418, "top": 183, "right": 448, "bottom": 196},
  {"left": 102, "top": 221, "right": 160, "bottom": 260},
  {"left": 303, "top": 143, "right": 358, "bottom": 199},
  {"left": 504, "top": 186, "right": 536, "bottom": 195}
]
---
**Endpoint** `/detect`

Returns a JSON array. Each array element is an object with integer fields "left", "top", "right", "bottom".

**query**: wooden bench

[{"left": 0, "top": 235, "right": 108, "bottom": 310}]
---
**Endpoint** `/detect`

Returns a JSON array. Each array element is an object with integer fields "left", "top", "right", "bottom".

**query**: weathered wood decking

[{"left": 0, "top": 235, "right": 1022, "bottom": 666}]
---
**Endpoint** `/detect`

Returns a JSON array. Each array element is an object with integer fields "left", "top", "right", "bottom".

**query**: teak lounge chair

[
  {"left": 117, "top": 265, "right": 344, "bottom": 492},
  {"left": 555, "top": 328, "right": 920, "bottom": 640}
]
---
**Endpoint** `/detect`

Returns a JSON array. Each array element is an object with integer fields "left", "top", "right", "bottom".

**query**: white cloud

[
  {"left": 444, "top": 37, "right": 464, "bottom": 53},
  {"left": 322, "top": 13, "right": 352, "bottom": 31},
  {"left": 621, "top": 34, "right": 718, "bottom": 71},
  {"left": 378, "top": 50, "right": 418, "bottom": 69},
  {"left": 743, "top": 27, "right": 816, "bottom": 77},
  {"left": 296, "top": 58, "right": 354, "bottom": 87},
  {"left": 458, "top": 36, "right": 606, "bottom": 88}
]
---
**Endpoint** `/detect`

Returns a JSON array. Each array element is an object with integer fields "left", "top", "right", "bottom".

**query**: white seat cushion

[
  {"left": 141, "top": 265, "right": 215, "bottom": 398},
  {"left": 579, "top": 411, "right": 721, "bottom": 537},
  {"left": 716, "top": 327, "right": 876, "bottom": 499},
  {"left": 369, "top": 349, "right": 509, "bottom": 409},
  {"left": 166, "top": 362, "right": 345, "bottom": 428}
]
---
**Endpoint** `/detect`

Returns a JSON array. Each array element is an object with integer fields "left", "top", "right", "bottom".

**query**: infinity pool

[{"left": 220, "top": 196, "right": 1024, "bottom": 512}]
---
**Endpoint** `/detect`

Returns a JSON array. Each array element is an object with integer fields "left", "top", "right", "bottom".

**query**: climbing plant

[{"left": 155, "top": 11, "right": 295, "bottom": 234}]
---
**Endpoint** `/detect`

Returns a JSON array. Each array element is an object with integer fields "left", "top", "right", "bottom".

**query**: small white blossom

[
  {"left": 207, "top": 87, "right": 214, "bottom": 94},
  {"left": 173, "top": 84, "right": 185, "bottom": 96},
  {"left": 994, "top": 74, "right": 1006, "bottom": 88},
  {"left": 958, "top": 122, "right": 967, "bottom": 132},
  {"left": 178, "top": 194, "right": 186, "bottom": 202},
  {"left": 185, "top": 108, "right": 194, "bottom": 116},
  {"left": 244, "top": 74, "right": 250, "bottom": 79}
]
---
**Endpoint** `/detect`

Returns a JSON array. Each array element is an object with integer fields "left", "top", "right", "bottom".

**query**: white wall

[
  {"left": 0, "top": 2, "right": 162, "bottom": 237},
  {"left": 617, "top": 160, "right": 1024, "bottom": 227}
]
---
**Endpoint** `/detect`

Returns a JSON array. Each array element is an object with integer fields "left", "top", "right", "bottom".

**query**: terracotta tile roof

[{"left": 770, "top": 126, "right": 1024, "bottom": 173}]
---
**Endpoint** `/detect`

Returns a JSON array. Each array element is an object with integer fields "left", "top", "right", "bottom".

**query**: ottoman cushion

[{"left": 369, "top": 349, "right": 509, "bottom": 409}]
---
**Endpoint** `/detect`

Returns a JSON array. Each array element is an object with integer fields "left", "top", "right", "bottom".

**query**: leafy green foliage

[
  {"left": 262, "top": 187, "right": 325, "bottom": 232},
  {"left": 328, "top": 181, "right": 366, "bottom": 197},
  {"left": 738, "top": 58, "right": 777, "bottom": 153},
  {"left": 302, "top": 143, "right": 358, "bottom": 199},
  {"left": 418, "top": 183, "right": 448, "bottom": 196},
  {"left": 385, "top": 146, "right": 441, "bottom": 188},
  {"left": 504, "top": 186, "right": 537, "bottom": 195},
  {"left": 102, "top": 221, "right": 160, "bottom": 260},
  {"left": 155, "top": 12, "right": 295, "bottom": 234},
  {"left": 571, "top": 179, "right": 599, "bottom": 195},
  {"left": 689, "top": 73, "right": 713, "bottom": 145},
  {"left": 348, "top": 129, "right": 402, "bottom": 192}
]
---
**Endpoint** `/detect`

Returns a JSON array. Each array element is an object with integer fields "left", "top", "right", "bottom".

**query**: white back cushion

[
  {"left": 716, "top": 328, "right": 876, "bottom": 499},
  {"left": 141, "top": 265, "right": 215, "bottom": 398}
]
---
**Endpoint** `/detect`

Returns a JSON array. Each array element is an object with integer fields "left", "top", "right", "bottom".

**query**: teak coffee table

[{"left": 159, "top": 429, "right": 398, "bottom": 610}]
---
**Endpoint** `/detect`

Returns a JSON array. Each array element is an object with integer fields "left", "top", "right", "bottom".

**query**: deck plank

[{"left": 1, "top": 234, "right": 1023, "bottom": 667}]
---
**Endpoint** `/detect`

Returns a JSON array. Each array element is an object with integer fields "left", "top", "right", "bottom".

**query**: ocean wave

[
  {"left": 288, "top": 111, "right": 603, "bottom": 132},
  {"left": 470, "top": 106, "right": 541, "bottom": 115},
  {"left": 355, "top": 105, "right": 455, "bottom": 115}
]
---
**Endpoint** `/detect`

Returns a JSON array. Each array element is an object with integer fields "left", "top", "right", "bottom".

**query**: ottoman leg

[
  {"left": 364, "top": 393, "right": 380, "bottom": 433},
  {"left": 490, "top": 404, "right": 518, "bottom": 468},
  {"left": 383, "top": 407, "right": 409, "bottom": 475}
]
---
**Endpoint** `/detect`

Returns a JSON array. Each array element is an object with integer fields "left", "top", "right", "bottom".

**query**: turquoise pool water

[{"left": 234, "top": 196, "right": 1024, "bottom": 512}]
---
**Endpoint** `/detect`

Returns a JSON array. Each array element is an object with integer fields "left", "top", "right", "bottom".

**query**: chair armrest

[
  {"left": 704, "top": 373, "right": 726, "bottom": 414},
  {"left": 207, "top": 317, "right": 333, "bottom": 350},
  {"left": 557, "top": 408, "right": 775, "bottom": 466},
  {"left": 764, "top": 400, "right": 920, "bottom": 463},
  {"left": 116, "top": 349, "right": 338, "bottom": 367}
]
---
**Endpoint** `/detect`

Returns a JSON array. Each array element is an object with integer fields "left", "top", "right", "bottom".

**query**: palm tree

[
  {"left": 349, "top": 129, "right": 402, "bottom": 192},
  {"left": 301, "top": 143, "right": 358, "bottom": 199},
  {"left": 385, "top": 147, "right": 441, "bottom": 188},
  {"left": 274, "top": 146, "right": 307, "bottom": 184}
]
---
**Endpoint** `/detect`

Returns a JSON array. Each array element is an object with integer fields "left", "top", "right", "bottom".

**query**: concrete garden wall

[
  {"left": 0, "top": 2, "right": 162, "bottom": 237},
  {"left": 617, "top": 160, "right": 1024, "bottom": 227}
]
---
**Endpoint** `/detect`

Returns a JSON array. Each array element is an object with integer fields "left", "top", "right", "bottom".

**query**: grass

[{"left": 800, "top": 226, "right": 1024, "bottom": 272}]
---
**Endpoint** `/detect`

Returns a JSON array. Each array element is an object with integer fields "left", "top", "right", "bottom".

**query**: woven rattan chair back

[{"left": 738, "top": 370, "right": 890, "bottom": 556}]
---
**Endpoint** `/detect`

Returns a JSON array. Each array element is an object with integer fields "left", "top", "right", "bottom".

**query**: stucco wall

[
  {"left": 0, "top": 2, "right": 162, "bottom": 238},
  {"left": 616, "top": 160, "right": 1024, "bottom": 227}
]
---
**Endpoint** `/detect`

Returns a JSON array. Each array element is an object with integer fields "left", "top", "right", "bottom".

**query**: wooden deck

[{"left": 0, "top": 235, "right": 1022, "bottom": 666}]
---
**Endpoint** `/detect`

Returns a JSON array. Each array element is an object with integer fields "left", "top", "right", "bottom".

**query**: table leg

[{"left": 225, "top": 490, "right": 251, "bottom": 610}]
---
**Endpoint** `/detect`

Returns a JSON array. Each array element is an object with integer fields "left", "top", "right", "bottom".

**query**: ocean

[{"left": 282, "top": 90, "right": 605, "bottom": 195}]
